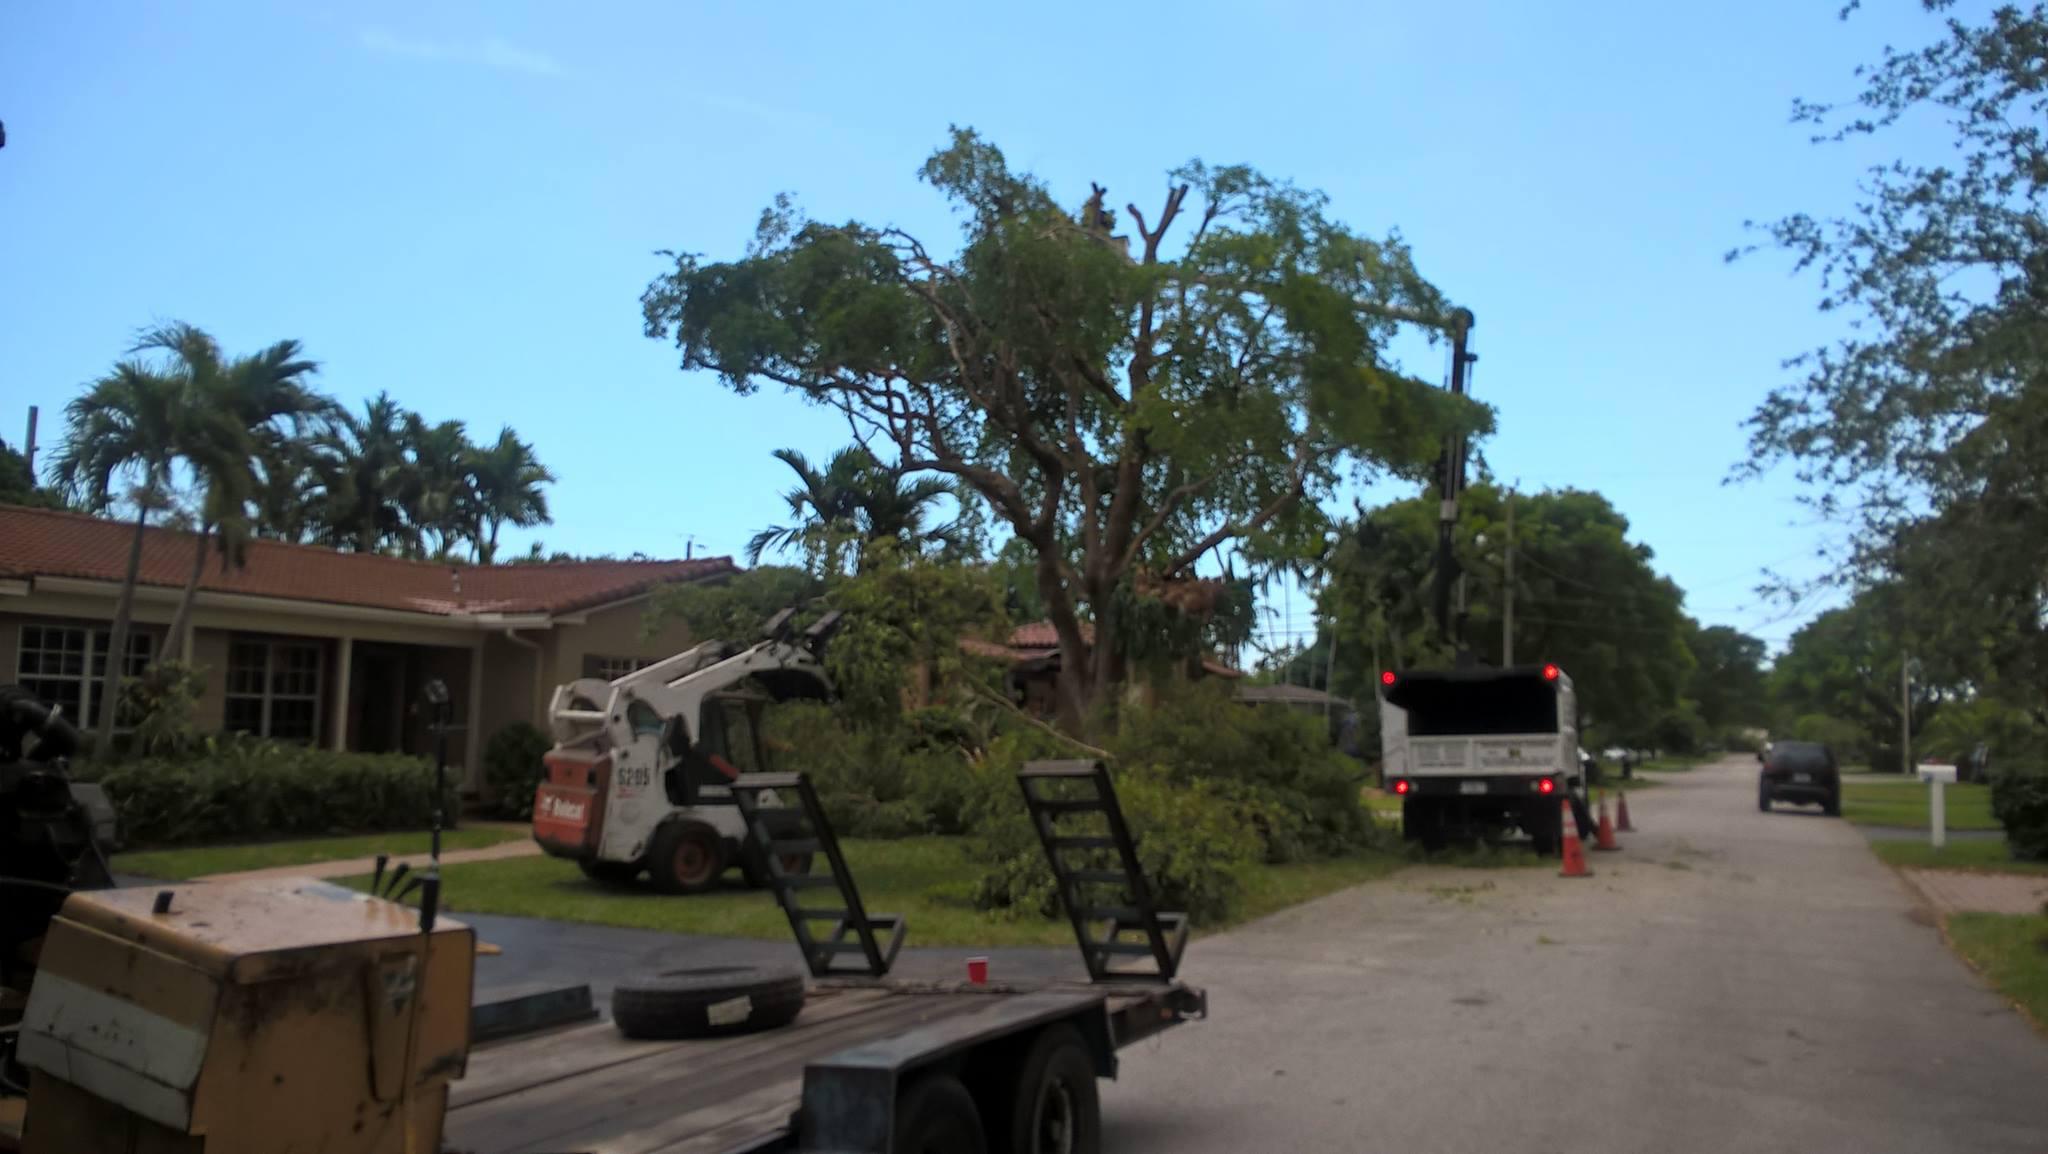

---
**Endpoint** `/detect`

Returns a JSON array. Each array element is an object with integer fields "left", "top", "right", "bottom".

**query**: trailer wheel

[
  {"left": 610, "top": 965, "right": 806, "bottom": 1039},
  {"left": 648, "top": 821, "right": 725, "bottom": 893},
  {"left": 894, "top": 1072, "right": 987, "bottom": 1154},
  {"left": 578, "top": 859, "right": 641, "bottom": 887},
  {"left": 1003, "top": 1024, "right": 1100, "bottom": 1154}
]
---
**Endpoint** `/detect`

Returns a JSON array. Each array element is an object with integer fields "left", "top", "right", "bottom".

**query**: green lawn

[
  {"left": 338, "top": 836, "right": 1410, "bottom": 948},
  {"left": 1871, "top": 837, "right": 2048, "bottom": 875},
  {"left": 1947, "top": 913, "right": 2048, "bottom": 1028},
  {"left": 1842, "top": 781, "right": 2000, "bottom": 830},
  {"left": 113, "top": 826, "right": 531, "bottom": 881}
]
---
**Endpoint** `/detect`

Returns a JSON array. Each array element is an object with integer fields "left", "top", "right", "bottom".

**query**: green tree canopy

[
  {"left": 0, "top": 438, "right": 65, "bottom": 509},
  {"left": 1321, "top": 484, "right": 1695, "bottom": 743},
  {"left": 643, "top": 129, "right": 1487, "bottom": 730},
  {"left": 1767, "top": 587, "right": 1949, "bottom": 771},
  {"left": 1739, "top": 2, "right": 2048, "bottom": 703}
]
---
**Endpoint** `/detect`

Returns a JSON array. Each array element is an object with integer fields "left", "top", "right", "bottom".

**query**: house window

[
  {"left": 15, "top": 623, "right": 154, "bottom": 728},
  {"left": 226, "top": 638, "right": 324, "bottom": 742},
  {"left": 584, "top": 654, "right": 657, "bottom": 681}
]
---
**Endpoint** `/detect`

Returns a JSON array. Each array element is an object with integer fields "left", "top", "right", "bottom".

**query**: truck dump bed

[{"left": 447, "top": 981, "right": 1199, "bottom": 1154}]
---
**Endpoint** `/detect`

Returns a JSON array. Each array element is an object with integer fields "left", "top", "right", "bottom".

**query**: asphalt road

[{"left": 1099, "top": 755, "right": 2048, "bottom": 1153}]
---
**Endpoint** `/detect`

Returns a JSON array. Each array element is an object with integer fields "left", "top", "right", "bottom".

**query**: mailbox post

[{"left": 1919, "top": 762, "right": 1958, "bottom": 849}]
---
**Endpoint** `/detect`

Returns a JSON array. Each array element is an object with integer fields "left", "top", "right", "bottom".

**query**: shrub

[
  {"left": 484, "top": 722, "right": 553, "bottom": 819},
  {"left": 762, "top": 702, "right": 981, "bottom": 838},
  {"left": 1990, "top": 759, "right": 2048, "bottom": 861},
  {"left": 966, "top": 748, "right": 1265, "bottom": 924},
  {"left": 76, "top": 739, "right": 450, "bottom": 848},
  {"left": 1107, "top": 681, "right": 1373, "bottom": 862},
  {"left": 117, "top": 660, "right": 208, "bottom": 757}
]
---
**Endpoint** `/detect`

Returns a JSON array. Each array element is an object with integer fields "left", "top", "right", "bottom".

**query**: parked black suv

[{"left": 1759, "top": 740, "right": 1841, "bottom": 816}]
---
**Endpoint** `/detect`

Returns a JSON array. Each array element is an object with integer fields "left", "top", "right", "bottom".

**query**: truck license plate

[
  {"left": 1460, "top": 781, "right": 1488, "bottom": 795},
  {"left": 1792, "top": 773, "right": 1812, "bottom": 783}
]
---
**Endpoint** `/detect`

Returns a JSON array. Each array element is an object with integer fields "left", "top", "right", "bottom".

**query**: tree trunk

[
  {"left": 481, "top": 518, "right": 500, "bottom": 565},
  {"left": 162, "top": 522, "right": 211, "bottom": 664},
  {"left": 1036, "top": 553, "right": 1090, "bottom": 735},
  {"left": 94, "top": 505, "right": 150, "bottom": 756}
]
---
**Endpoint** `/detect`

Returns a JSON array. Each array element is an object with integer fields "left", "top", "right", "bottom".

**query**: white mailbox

[{"left": 1919, "top": 762, "right": 1959, "bottom": 848}]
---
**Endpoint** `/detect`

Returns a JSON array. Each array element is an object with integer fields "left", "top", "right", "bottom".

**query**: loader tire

[
  {"left": 648, "top": 820, "right": 725, "bottom": 893},
  {"left": 611, "top": 965, "right": 806, "bottom": 1040}
]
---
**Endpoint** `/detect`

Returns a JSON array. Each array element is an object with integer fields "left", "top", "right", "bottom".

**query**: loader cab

[{"left": 666, "top": 691, "right": 768, "bottom": 806}]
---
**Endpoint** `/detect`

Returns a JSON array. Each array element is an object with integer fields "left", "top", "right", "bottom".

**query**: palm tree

[
  {"left": 398, "top": 414, "right": 474, "bottom": 561},
  {"left": 127, "top": 324, "right": 330, "bottom": 663},
  {"left": 746, "top": 448, "right": 868, "bottom": 571},
  {"left": 747, "top": 446, "right": 964, "bottom": 573},
  {"left": 317, "top": 393, "right": 410, "bottom": 553},
  {"left": 467, "top": 426, "right": 554, "bottom": 563},
  {"left": 48, "top": 364, "right": 185, "bottom": 753}
]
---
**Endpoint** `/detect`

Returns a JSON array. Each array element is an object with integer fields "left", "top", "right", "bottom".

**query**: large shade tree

[
  {"left": 645, "top": 130, "right": 1483, "bottom": 730},
  {"left": 1738, "top": 2, "right": 2048, "bottom": 710}
]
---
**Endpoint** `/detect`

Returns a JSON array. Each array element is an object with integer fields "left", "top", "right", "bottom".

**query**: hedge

[
  {"left": 75, "top": 739, "right": 452, "bottom": 848},
  {"left": 484, "top": 722, "right": 552, "bottom": 820},
  {"left": 1990, "top": 761, "right": 2048, "bottom": 861}
]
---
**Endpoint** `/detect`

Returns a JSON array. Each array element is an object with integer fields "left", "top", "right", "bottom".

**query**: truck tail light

[
  {"left": 1392, "top": 779, "right": 1411, "bottom": 795},
  {"left": 1537, "top": 777, "right": 1556, "bottom": 795},
  {"left": 1542, "top": 663, "right": 1559, "bottom": 681}
]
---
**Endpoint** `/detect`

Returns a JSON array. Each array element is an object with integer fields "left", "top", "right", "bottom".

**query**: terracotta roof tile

[{"left": 0, "top": 504, "right": 735, "bottom": 617}]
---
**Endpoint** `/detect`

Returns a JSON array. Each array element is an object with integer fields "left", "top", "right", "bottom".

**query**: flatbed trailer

[
  {"left": 449, "top": 978, "right": 1203, "bottom": 1153},
  {"left": 450, "top": 760, "right": 1205, "bottom": 1154}
]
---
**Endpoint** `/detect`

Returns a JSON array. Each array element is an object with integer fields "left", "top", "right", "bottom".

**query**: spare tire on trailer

[{"left": 610, "top": 965, "right": 807, "bottom": 1040}]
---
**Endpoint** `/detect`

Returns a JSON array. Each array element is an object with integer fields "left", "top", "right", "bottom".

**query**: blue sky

[{"left": 0, "top": 1, "right": 1947, "bottom": 653}]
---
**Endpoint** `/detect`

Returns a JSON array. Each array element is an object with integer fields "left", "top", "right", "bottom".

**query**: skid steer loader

[{"left": 532, "top": 608, "right": 842, "bottom": 893}]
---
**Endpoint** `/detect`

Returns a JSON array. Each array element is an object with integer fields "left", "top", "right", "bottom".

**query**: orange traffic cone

[
  {"left": 1616, "top": 790, "right": 1635, "bottom": 833},
  {"left": 1594, "top": 791, "right": 1621, "bottom": 852},
  {"left": 1559, "top": 798, "right": 1591, "bottom": 878}
]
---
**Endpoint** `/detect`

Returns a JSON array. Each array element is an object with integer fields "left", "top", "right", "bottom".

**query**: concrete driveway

[{"left": 1099, "top": 756, "right": 2048, "bottom": 1153}]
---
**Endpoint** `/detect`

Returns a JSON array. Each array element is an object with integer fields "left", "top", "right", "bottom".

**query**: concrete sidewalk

[
  {"left": 1902, "top": 868, "right": 2048, "bottom": 917},
  {"left": 195, "top": 835, "right": 543, "bottom": 883}
]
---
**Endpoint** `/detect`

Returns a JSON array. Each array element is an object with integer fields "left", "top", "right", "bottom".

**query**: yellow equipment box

[{"left": 16, "top": 877, "right": 472, "bottom": 1154}]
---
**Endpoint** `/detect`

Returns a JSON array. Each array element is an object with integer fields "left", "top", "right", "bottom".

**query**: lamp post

[{"left": 422, "top": 678, "right": 452, "bottom": 864}]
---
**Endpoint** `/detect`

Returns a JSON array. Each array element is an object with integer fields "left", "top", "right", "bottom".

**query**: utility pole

[
  {"left": 1900, "top": 655, "right": 1912, "bottom": 775},
  {"left": 1502, "top": 489, "right": 1515, "bottom": 666},
  {"left": 1431, "top": 308, "right": 1478, "bottom": 651},
  {"left": 23, "top": 405, "right": 37, "bottom": 478}
]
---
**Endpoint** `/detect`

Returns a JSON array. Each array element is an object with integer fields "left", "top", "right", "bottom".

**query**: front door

[{"left": 352, "top": 648, "right": 408, "bottom": 753}]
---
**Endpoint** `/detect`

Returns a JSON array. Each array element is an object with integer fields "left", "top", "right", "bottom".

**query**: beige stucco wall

[
  {"left": 546, "top": 598, "right": 696, "bottom": 688},
  {"left": 189, "top": 627, "right": 232, "bottom": 731},
  {"left": 478, "top": 633, "right": 543, "bottom": 746}
]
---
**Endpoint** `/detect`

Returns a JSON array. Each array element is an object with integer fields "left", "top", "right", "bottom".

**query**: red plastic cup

[{"left": 966, "top": 956, "right": 989, "bottom": 985}]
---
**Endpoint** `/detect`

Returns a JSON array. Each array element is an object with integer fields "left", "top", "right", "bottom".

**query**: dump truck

[{"left": 1378, "top": 662, "right": 1594, "bottom": 853}]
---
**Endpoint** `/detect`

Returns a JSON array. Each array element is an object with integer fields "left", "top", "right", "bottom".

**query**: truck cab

[{"left": 1379, "top": 663, "right": 1588, "bottom": 854}]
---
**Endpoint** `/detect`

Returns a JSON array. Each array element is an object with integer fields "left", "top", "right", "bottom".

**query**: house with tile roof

[{"left": 0, "top": 504, "right": 735, "bottom": 791}]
